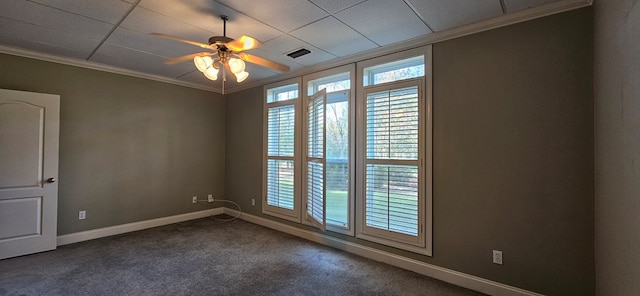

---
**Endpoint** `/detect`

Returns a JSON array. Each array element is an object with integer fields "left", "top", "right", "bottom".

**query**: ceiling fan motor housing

[{"left": 209, "top": 36, "right": 234, "bottom": 47}]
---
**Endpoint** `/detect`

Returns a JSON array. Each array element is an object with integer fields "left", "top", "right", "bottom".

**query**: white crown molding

[
  {"left": 0, "top": 45, "right": 221, "bottom": 93},
  {"left": 56, "top": 208, "right": 223, "bottom": 246},
  {"left": 1, "top": 0, "right": 591, "bottom": 95},
  {"left": 224, "top": 208, "right": 545, "bottom": 296}
]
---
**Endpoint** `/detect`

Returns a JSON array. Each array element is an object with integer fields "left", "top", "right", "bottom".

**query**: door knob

[{"left": 47, "top": 178, "right": 57, "bottom": 183}]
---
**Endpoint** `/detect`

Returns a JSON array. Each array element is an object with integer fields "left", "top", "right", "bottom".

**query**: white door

[{"left": 0, "top": 89, "right": 59, "bottom": 260}]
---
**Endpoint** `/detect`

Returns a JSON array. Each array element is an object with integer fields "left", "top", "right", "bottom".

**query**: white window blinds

[
  {"left": 305, "top": 89, "right": 326, "bottom": 230},
  {"left": 364, "top": 83, "right": 422, "bottom": 240},
  {"left": 266, "top": 105, "right": 295, "bottom": 210}
]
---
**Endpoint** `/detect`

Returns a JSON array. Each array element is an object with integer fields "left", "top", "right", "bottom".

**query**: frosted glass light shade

[
  {"left": 228, "top": 58, "right": 245, "bottom": 74},
  {"left": 203, "top": 66, "right": 219, "bottom": 80},
  {"left": 235, "top": 71, "right": 249, "bottom": 82},
  {"left": 194, "top": 56, "right": 214, "bottom": 72}
]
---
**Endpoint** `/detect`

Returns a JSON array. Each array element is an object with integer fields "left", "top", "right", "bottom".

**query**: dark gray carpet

[{"left": 0, "top": 216, "right": 485, "bottom": 296}]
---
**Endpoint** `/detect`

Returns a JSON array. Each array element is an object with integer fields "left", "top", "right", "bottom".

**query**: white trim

[
  {"left": 262, "top": 78, "right": 303, "bottom": 223},
  {"left": 301, "top": 64, "right": 357, "bottom": 236},
  {"left": 424, "top": 45, "right": 434, "bottom": 257},
  {"left": 0, "top": 45, "right": 220, "bottom": 93},
  {"left": 224, "top": 208, "right": 545, "bottom": 296},
  {"left": 56, "top": 208, "right": 223, "bottom": 246}
]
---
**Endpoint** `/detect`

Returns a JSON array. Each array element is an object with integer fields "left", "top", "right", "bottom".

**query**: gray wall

[
  {"left": 0, "top": 54, "right": 226, "bottom": 235},
  {"left": 225, "top": 8, "right": 593, "bottom": 296},
  {"left": 594, "top": 0, "right": 640, "bottom": 295}
]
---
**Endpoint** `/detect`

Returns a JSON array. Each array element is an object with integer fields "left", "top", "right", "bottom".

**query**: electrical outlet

[
  {"left": 251, "top": 198, "right": 255, "bottom": 206},
  {"left": 493, "top": 250, "right": 503, "bottom": 265},
  {"left": 208, "top": 194, "right": 214, "bottom": 203},
  {"left": 79, "top": 210, "right": 86, "bottom": 220},
  {"left": 192, "top": 196, "right": 197, "bottom": 204}
]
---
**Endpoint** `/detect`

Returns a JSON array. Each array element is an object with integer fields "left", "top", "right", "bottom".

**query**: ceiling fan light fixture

[
  {"left": 235, "top": 70, "right": 249, "bottom": 83},
  {"left": 203, "top": 66, "right": 219, "bottom": 81},
  {"left": 154, "top": 14, "right": 289, "bottom": 89},
  {"left": 228, "top": 58, "right": 246, "bottom": 74},
  {"left": 194, "top": 56, "right": 214, "bottom": 72}
]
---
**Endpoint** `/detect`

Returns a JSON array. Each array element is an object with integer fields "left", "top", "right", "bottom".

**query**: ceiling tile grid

[
  {"left": 258, "top": 34, "right": 337, "bottom": 66},
  {"left": 0, "top": 33, "right": 91, "bottom": 60},
  {"left": 0, "top": 16, "right": 100, "bottom": 58},
  {"left": 290, "top": 16, "right": 378, "bottom": 57},
  {"left": 0, "top": 0, "right": 576, "bottom": 93},
  {"left": 309, "top": 0, "right": 366, "bottom": 14},
  {"left": 335, "top": 0, "right": 432, "bottom": 46},
  {"left": 91, "top": 43, "right": 194, "bottom": 78},
  {"left": 407, "top": 0, "right": 504, "bottom": 32},
  {"left": 215, "top": 0, "right": 328, "bottom": 32},
  {"left": 104, "top": 28, "right": 199, "bottom": 59},
  {"left": 503, "top": 0, "right": 560, "bottom": 12},
  {"left": 29, "top": 0, "right": 134, "bottom": 25},
  {"left": 119, "top": 7, "right": 214, "bottom": 43},
  {"left": 0, "top": 0, "right": 117, "bottom": 40}
]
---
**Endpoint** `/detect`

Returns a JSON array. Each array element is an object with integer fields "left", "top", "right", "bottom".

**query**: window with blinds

[
  {"left": 267, "top": 105, "right": 295, "bottom": 210},
  {"left": 305, "top": 89, "right": 326, "bottom": 230},
  {"left": 263, "top": 80, "right": 301, "bottom": 222},
  {"left": 304, "top": 66, "right": 354, "bottom": 235},
  {"left": 356, "top": 50, "right": 430, "bottom": 255},
  {"left": 364, "top": 83, "right": 421, "bottom": 239},
  {"left": 263, "top": 48, "right": 431, "bottom": 255}
]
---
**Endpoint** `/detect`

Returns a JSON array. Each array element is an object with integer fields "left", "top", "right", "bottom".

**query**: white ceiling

[{"left": 0, "top": 0, "right": 573, "bottom": 93}]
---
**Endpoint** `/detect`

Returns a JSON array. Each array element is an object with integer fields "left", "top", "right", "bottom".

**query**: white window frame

[
  {"left": 355, "top": 46, "right": 433, "bottom": 256},
  {"left": 302, "top": 64, "right": 356, "bottom": 236},
  {"left": 262, "top": 78, "right": 302, "bottom": 223}
]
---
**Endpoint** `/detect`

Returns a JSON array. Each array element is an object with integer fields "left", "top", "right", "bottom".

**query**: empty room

[{"left": 0, "top": 0, "right": 638, "bottom": 295}]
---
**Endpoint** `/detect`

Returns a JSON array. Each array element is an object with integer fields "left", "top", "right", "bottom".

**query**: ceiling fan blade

[
  {"left": 225, "top": 35, "right": 262, "bottom": 52},
  {"left": 164, "top": 52, "right": 214, "bottom": 64},
  {"left": 150, "top": 33, "right": 214, "bottom": 50},
  {"left": 238, "top": 53, "right": 290, "bottom": 72}
]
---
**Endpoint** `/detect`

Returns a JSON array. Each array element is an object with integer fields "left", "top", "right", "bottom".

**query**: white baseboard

[
  {"left": 56, "top": 208, "right": 224, "bottom": 246},
  {"left": 224, "top": 208, "right": 544, "bottom": 296}
]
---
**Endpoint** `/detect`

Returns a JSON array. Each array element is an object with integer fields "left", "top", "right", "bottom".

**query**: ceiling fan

[{"left": 150, "top": 15, "right": 289, "bottom": 86}]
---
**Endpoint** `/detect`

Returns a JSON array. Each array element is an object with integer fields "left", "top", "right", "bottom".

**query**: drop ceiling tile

[
  {"left": 0, "top": 0, "right": 114, "bottom": 39},
  {"left": 502, "top": 0, "right": 559, "bottom": 13},
  {"left": 176, "top": 69, "right": 219, "bottom": 86},
  {"left": 258, "top": 34, "right": 337, "bottom": 66},
  {"left": 91, "top": 43, "right": 194, "bottom": 78},
  {"left": 120, "top": 7, "right": 213, "bottom": 43},
  {"left": 215, "top": 0, "right": 328, "bottom": 32},
  {"left": 309, "top": 0, "right": 366, "bottom": 13},
  {"left": 105, "top": 27, "right": 202, "bottom": 59},
  {"left": 243, "top": 47, "right": 305, "bottom": 72},
  {"left": 336, "top": 0, "right": 431, "bottom": 46},
  {"left": 0, "top": 34, "right": 90, "bottom": 60},
  {"left": 139, "top": 0, "right": 282, "bottom": 42},
  {"left": 137, "top": 0, "right": 222, "bottom": 35},
  {"left": 290, "top": 16, "right": 377, "bottom": 57},
  {"left": 29, "top": 0, "right": 133, "bottom": 24},
  {"left": 242, "top": 65, "right": 281, "bottom": 80},
  {"left": 406, "top": 0, "right": 503, "bottom": 31},
  {"left": 0, "top": 16, "right": 100, "bottom": 55}
]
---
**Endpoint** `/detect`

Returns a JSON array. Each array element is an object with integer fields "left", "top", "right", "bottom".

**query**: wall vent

[{"left": 286, "top": 48, "right": 311, "bottom": 59}]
